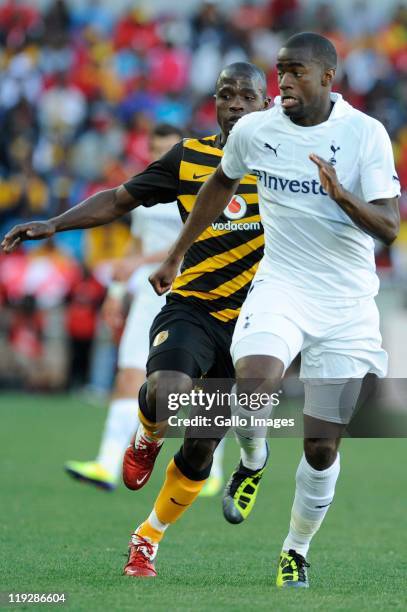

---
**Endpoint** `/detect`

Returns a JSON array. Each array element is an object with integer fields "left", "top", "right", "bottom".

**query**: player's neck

[
  {"left": 217, "top": 132, "right": 227, "bottom": 148},
  {"left": 291, "top": 99, "right": 334, "bottom": 128}
]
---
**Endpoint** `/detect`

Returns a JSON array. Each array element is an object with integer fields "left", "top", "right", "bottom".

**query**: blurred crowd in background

[{"left": 0, "top": 0, "right": 406, "bottom": 393}]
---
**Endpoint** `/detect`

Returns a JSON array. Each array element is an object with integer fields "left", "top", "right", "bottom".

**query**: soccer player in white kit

[
  {"left": 150, "top": 33, "right": 400, "bottom": 587},
  {"left": 64, "top": 124, "right": 183, "bottom": 489}
]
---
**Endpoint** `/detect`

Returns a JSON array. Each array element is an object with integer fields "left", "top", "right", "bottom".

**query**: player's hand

[
  {"left": 1, "top": 220, "right": 56, "bottom": 253},
  {"left": 309, "top": 154, "right": 345, "bottom": 202},
  {"left": 149, "top": 256, "right": 181, "bottom": 295}
]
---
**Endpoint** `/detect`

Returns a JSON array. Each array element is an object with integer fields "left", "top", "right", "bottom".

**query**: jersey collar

[{"left": 274, "top": 92, "right": 348, "bottom": 128}]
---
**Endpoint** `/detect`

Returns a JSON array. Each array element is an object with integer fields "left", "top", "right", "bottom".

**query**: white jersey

[
  {"left": 127, "top": 202, "right": 182, "bottom": 293},
  {"left": 130, "top": 202, "right": 181, "bottom": 256},
  {"left": 221, "top": 93, "right": 400, "bottom": 301}
]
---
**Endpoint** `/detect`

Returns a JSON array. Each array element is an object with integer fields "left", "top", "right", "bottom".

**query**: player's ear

[{"left": 322, "top": 68, "right": 335, "bottom": 87}]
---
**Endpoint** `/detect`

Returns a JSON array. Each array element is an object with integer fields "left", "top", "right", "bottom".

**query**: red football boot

[
  {"left": 123, "top": 533, "right": 158, "bottom": 577},
  {"left": 122, "top": 426, "right": 164, "bottom": 490}
]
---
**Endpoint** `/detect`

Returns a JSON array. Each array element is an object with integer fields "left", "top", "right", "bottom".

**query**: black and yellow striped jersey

[{"left": 124, "top": 134, "right": 264, "bottom": 323}]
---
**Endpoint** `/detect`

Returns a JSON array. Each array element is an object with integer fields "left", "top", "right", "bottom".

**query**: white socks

[
  {"left": 210, "top": 438, "right": 225, "bottom": 479},
  {"left": 283, "top": 453, "right": 340, "bottom": 558},
  {"left": 232, "top": 390, "right": 271, "bottom": 471},
  {"left": 235, "top": 430, "right": 268, "bottom": 471},
  {"left": 97, "top": 398, "right": 140, "bottom": 479}
]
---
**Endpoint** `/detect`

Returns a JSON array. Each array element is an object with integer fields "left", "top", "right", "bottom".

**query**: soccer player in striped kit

[{"left": 2, "top": 63, "right": 272, "bottom": 576}]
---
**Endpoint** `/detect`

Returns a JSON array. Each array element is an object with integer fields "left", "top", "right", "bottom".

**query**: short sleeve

[
  {"left": 123, "top": 141, "right": 183, "bottom": 206},
  {"left": 360, "top": 121, "right": 401, "bottom": 202},
  {"left": 220, "top": 118, "right": 251, "bottom": 180}
]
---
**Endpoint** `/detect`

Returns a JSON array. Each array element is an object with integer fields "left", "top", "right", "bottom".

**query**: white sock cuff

[
  {"left": 301, "top": 452, "right": 340, "bottom": 479},
  {"left": 148, "top": 509, "right": 169, "bottom": 533}
]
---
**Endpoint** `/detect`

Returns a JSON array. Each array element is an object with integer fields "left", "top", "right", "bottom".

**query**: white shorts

[
  {"left": 231, "top": 278, "right": 388, "bottom": 380},
  {"left": 118, "top": 287, "right": 166, "bottom": 370}
]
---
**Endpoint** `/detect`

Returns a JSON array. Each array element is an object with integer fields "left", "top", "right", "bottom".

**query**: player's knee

[
  {"left": 304, "top": 438, "right": 338, "bottom": 470},
  {"left": 182, "top": 438, "right": 218, "bottom": 473},
  {"left": 147, "top": 370, "right": 193, "bottom": 403},
  {"left": 235, "top": 355, "right": 283, "bottom": 397},
  {"left": 146, "top": 370, "right": 193, "bottom": 421}
]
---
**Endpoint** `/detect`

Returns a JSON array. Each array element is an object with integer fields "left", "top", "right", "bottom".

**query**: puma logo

[
  {"left": 243, "top": 313, "right": 253, "bottom": 329},
  {"left": 264, "top": 143, "right": 281, "bottom": 156}
]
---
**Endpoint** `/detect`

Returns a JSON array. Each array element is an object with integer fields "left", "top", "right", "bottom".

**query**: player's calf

[{"left": 182, "top": 437, "right": 219, "bottom": 473}]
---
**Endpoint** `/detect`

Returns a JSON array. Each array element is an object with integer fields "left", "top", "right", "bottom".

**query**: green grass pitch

[{"left": 1, "top": 393, "right": 406, "bottom": 611}]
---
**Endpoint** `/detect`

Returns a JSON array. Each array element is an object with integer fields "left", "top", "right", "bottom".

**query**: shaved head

[
  {"left": 284, "top": 32, "right": 337, "bottom": 70},
  {"left": 276, "top": 32, "right": 337, "bottom": 126},
  {"left": 214, "top": 61, "right": 270, "bottom": 143},
  {"left": 216, "top": 62, "right": 268, "bottom": 96}
]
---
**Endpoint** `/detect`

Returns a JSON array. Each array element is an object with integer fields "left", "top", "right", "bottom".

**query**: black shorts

[{"left": 147, "top": 297, "right": 235, "bottom": 379}]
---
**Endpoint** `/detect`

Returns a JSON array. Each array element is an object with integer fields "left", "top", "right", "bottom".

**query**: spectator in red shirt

[{"left": 65, "top": 264, "right": 105, "bottom": 389}]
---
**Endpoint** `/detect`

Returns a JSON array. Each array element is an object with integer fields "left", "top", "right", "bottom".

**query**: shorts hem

[
  {"left": 146, "top": 347, "right": 202, "bottom": 378},
  {"left": 303, "top": 408, "right": 350, "bottom": 425}
]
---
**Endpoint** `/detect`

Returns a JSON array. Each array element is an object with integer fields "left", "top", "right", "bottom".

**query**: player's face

[
  {"left": 215, "top": 76, "right": 269, "bottom": 138},
  {"left": 150, "top": 134, "right": 181, "bottom": 161},
  {"left": 276, "top": 47, "right": 332, "bottom": 124}
]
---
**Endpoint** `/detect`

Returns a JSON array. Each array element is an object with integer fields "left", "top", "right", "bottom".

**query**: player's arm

[
  {"left": 149, "top": 166, "right": 240, "bottom": 294},
  {"left": 168, "top": 165, "right": 239, "bottom": 258},
  {"left": 1, "top": 185, "right": 137, "bottom": 253},
  {"left": 310, "top": 154, "right": 400, "bottom": 245},
  {"left": 335, "top": 193, "right": 398, "bottom": 245},
  {"left": 149, "top": 122, "right": 249, "bottom": 295},
  {"left": 1, "top": 143, "right": 182, "bottom": 254}
]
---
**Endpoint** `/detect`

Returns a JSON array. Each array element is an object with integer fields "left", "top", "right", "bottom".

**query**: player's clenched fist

[
  {"left": 149, "top": 256, "right": 181, "bottom": 296},
  {"left": 1, "top": 220, "right": 56, "bottom": 253},
  {"left": 309, "top": 153, "right": 345, "bottom": 202}
]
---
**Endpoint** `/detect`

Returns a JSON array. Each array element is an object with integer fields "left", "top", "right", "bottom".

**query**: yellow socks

[
  {"left": 138, "top": 409, "right": 167, "bottom": 441},
  {"left": 155, "top": 458, "right": 206, "bottom": 523},
  {"left": 137, "top": 458, "right": 207, "bottom": 543},
  {"left": 137, "top": 517, "right": 166, "bottom": 543}
]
